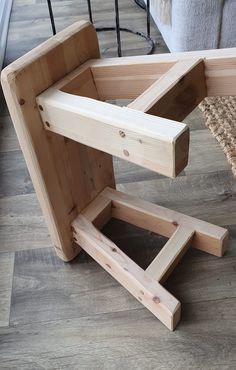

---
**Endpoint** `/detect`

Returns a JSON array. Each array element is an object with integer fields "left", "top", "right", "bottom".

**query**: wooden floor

[{"left": 0, "top": 1, "right": 236, "bottom": 369}]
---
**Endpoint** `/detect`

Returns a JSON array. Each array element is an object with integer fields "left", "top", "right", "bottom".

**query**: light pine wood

[
  {"left": 128, "top": 58, "right": 207, "bottom": 121},
  {"left": 88, "top": 48, "right": 236, "bottom": 97},
  {"left": 81, "top": 192, "right": 112, "bottom": 229},
  {"left": 1, "top": 19, "right": 231, "bottom": 331},
  {"left": 146, "top": 226, "right": 195, "bottom": 283},
  {"left": 91, "top": 61, "right": 175, "bottom": 100},
  {"left": 37, "top": 88, "right": 189, "bottom": 178},
  {"left": 71, "top": 186, "right": 228, "bottom": 329},
  {"left": 49, "top": 48, "right": 236, "bottom": 101},
  {"left": 1, "top": 21, "right": 115, "bottom": 261},
  {"left": 1, "top": 0, "right": 236, "bottom": 365},
  {"left": 72, "top": 214, "right": 181, "bottom": 331},
  {"left": 103, "top": 187, "right": 228, "bottom": 257}
]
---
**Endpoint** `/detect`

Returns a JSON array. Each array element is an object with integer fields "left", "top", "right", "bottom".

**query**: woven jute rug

[{"left": 199, "top": 96, "right": 236, "bottom": 177}]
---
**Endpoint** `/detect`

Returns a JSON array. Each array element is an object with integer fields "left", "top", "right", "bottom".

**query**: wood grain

[
  {"left": 2, "top": 296, "right": 236, "bottom": 369},
  {"left": 0, "top": 253, "right": 14, "bottom": 327},
  {"left": 128, "top": 59, "right": 207, "bottom": 121},
  {"left": 117, "top": 171, "right": 236, "bottom": 227},
  {"left": 38, "top": 87, "right": 189, "bottom": 178},
  {"left": 0, "top": 150, "right": 33, "bottom": 197},
  {"left": 104, "top": 187, "right": 228, "bottom": 257},
  {"left": 90, "top": 48, "right": 236, "bottom": 97},
  {"left": 146, "top": 226, "right": 195, "bottom": 283},
  {"left": 0, "top": 115, "right": 20, "bottom": 152},
  {"left": 0, "top": 193, "right": 51, "bottom": 253},
  {"left": 1, "top": 21, "right": 115, "bottom": 261},
  {"left": 1, "top": 0, "right": 236, "bottom": 365},
  {"left": 73, "top": 214, "right": 180, "bottom": 330}
]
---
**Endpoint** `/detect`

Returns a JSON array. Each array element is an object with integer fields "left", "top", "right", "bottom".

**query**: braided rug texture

[{"left": 199, "top": 96, "right": 236, "bottom": 177}]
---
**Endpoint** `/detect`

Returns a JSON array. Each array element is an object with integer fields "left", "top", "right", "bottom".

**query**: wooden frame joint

[{"left": 71, "top": 187, "right": 228, "bottom": 330}]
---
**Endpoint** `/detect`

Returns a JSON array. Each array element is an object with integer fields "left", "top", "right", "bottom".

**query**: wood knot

[
  {"left": 112, "top": 247, "right": 117, "bottom": 252},
  {"left": 45, "top": 121, "right": 50, "bottom": 128},
  {"left": 123, "top": 149, "right": 129, "bottom": 157},
  {"left": 153, "top": 296, "right": 160, "bottom": 304},
  {"left": 38, "top": 104, "right": 43, "bottom": 111},
  {"left": 172, "top": 221, "right": 178, "bottom": 227}
]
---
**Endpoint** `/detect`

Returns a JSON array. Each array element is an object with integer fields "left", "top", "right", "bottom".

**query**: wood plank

[
  {"left": 0, "top": 115, "right": 20, "bottom": 152},
  {"left": 38, "top": 89, "right": 189, "bottom": 178},
  {"left": 89, "top": 48, "right": 236, "bottom": 96},
  {"left": 0, "top": 150, "right": 33, "bottom": 197},
  {"left": 1, "top": 21, "right": 115, "bottom": 262},
  {"left": 0, "top": 252, "right": 14, "bottom": 327},
  {"left": 114, "top": 127, "right": 231, "bottom": 183},
  {"left": 2, "top": 294, "right": 236, "bottom": 369},
  {"left": 60, "top": 66, "right": 100, "bottom": 99},
  {"left": 91, "top": 61, "right": 174, "bottom": 100},
  {"left": 72, "top": 214, "right": 180, "bottom": 330},
  {"left": 128, "top": 59, "right": 207, "bottom": 121},
  {"left": 103, "top": 187, "right": 228, "bottom": 257},
  {"left": 80, "top": 192, "right": 112, "bottom": 229},
  {"left": 0, "top": 193, "right": 51, "bottom": 253},
  {"left": 64, "top": 50, "right": 236, "bottom": 102},
  {"left": 146, "top": 226, "right": 195, "bottom": 283}
]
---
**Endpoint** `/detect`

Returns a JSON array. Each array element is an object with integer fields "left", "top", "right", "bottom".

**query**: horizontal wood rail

[
  {"left": 72, "top": 187, "right": 228, "bottom": 330},
  {"left": 128, "top": 58, "right": 207, "bottom": 121},
  {"left": 146, "top": 226, "right": 195, "bottom": 283},
  {"left": 88, "top": 48, "right": 236, "bottom": 97},
  {"left": 104, "top": 187, "right": 228, "bottom": 257},
  {"left": 37, "top": 89, "right": 189, "bottom": 178}
]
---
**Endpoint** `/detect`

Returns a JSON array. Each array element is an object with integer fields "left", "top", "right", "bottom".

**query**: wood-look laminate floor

[{"left": 0, "top": 1, "right": 236, "bottom": 369}]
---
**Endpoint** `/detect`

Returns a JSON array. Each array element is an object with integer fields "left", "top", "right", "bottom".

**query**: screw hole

[
  {"left": 19, "top": 98, "right": 25, "bottom": 106},
  {"left": 119, "top": 130, "right": 125, "bottom": 138}
]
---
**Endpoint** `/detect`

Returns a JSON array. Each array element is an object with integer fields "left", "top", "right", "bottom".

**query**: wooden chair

[{"left": 1, "top": 21, "right": 230, "bottom": 330}]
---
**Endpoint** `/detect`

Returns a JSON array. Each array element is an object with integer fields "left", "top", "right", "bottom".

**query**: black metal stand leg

[
  {"left": 47, "top": 0, "right": 56, "bottom": 35},
  {"left": 114, "top": 0, "right": 122, "bottom": 57},
  {"left": 87, "top": 0, "right": 93, "bottom": 23},
  {"left": 146, "top": 0, "right": 150, "bottom": 38},
  {"left": 50, "top": 0, "right": 155, "bottom": 57}
]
